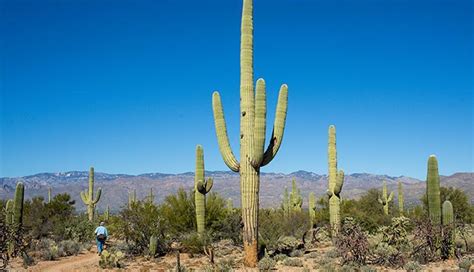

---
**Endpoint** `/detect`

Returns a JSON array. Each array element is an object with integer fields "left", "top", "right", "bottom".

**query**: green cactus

[
  {"left": 48, "top": 187, "right": 52, "bottom": 203},
  {"left": 195, "top": 145, "right": 213, "bottom": 234},
  {"left": 442, "top": 200, "right": 455, "bottom": 258},
  {"left": 13, "top": 182, "right": 25, "bottom": 229},
  {"left": 398, "top": 181, "right": 404, "bottom": 216},
  {"left": 211, "top": 0, "right": 288, "bottom": 265},
  {"left": 147, "top": 188, "right": 155, "bottom": 204},
  {"left": 290, "top": 179, "right": 303, "bottom": 212},
  {"left": 327, "top": 125, "right": 344, "bottom": 237},
  {"left": 5, "top": 199, "right": 13, "bottom": 225},
  {"left": 426, "top": 155, "right": 441, "bottom": 224},
  {"left": 104, "top": 205, "right": 110, "bottom": 221},
  {"left": 149, "top": 235, "right": 158, "bottom": 257},
  {"left": 128, "top": 189, "right": 137, "bottom": 209},
  {"left": 309, "top": 192, "right": 316, "bottom": 227},
  {"left": 80, "top": 167, "right": 102, "bottom": 221},
  {"left": 282, "top": 187, "right": 291, "bottom": 217},
  {"left": 378, "top": 181, "right": 394, "bottom": 215}
]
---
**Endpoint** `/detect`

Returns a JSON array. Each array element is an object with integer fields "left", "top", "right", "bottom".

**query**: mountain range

[{"left": 1, "top": 171, "right": 472, "bottom": 212}]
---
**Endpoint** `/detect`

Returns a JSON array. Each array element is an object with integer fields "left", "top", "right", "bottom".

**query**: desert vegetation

[{"left": 1, "top": 0, "right": 473, "bottom": 271}]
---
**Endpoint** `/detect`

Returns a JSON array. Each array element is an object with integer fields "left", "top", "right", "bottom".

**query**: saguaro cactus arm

[
  {"left": 197, "top": 178, "right": 214, "bottom": 194},
  {"left": 212, "top": 92, "right": 240, "bottom": 172},
  {"left": 251, "top": 78, "right": 266, "bottom": 167},
  {"left": 261, "top": 84, "right": 288, "bottom": 166},
  {"left": 334, "top": 170, "right": 344, "bottom": 196}
]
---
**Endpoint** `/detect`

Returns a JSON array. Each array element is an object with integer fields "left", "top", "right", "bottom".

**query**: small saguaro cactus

[
  {"left": 327, "top": 125, "right": 345, "bottom": 237},
  {"left": 195, "top": 145, "right": 214, "bottom": 234},
  {"left": 48, "top": 187, "right": 52, "bottom": 203},
  {"left": 442, "top": 200, "right": 455, "bottom": 258},
  {"left": 378, "top": 181, "right": 394, "bottom": 215},
  {"left": 211, "top": 0, "right": 289, "bottom": 266},
  {"left": 398, "top": 181, "right": 404, "bottom": 216},
  {"left": 309, "top": 192, "right": 316, "bottom": 227},
  {"left": 290, "top": 179, "right": 303, "bottom": 212},
  {"left": 128, "top": 189, "right": 137, "bottom": 209},
  {"left": 282, "top": 187, "right": 291, "bottom": 217},
  {"left": 426, "top": 155, "right": 441, "bottom": 224},
  {"left": 80, "top": 167, "right": 102, "bottom": 222},
  {"left": 149, "top": 235, "right": 158, "bottom": 257},
  {"left": 104, "top": 205, "right": 110, "bottom": 221},
  {"left": 147, "top": 188, "right": 155, "bottom": 204},
  {"left": 5, "top": 199, "right": 14, "bottom": 225}
]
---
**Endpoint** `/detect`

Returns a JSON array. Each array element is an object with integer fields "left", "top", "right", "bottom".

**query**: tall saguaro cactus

[
  {"left": 211, "top": 0, "right": 288, "bottom": 266},
  {"left": 80, "top": 167, "right": 102, "bottom": 221},
  {"left": 327, "top": 125, "right": 344, "bottom": 237},
  {"left": 398, "top": 182, "right": 404, "bottom": 216},
  {"left": 128, "top": 189, "right": 137, "bottom": 208},
  {"left": 309, "top": 192, "right": 316, "bottom": 227},
  {"left": 13, "top": 182, "right": 24, "bottom": 228},
  {"left": 282, "top": 187, "right": 291, "bottom": 217},
  {"left": 378, "top": 181, "right": 394, "bottom": 215},
  {"left": 194, "top": 145, "right": 213, "bottom": 234},
  {"left": 427, "top": 155, "right": 441, "bottom": 224},
  {"left": 48, "top": 187, "right": 52, "bottom": 203}
]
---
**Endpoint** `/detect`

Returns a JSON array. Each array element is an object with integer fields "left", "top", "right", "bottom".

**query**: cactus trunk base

[{"left": 243, "top": 240, "right": 258, "bottom": 267}]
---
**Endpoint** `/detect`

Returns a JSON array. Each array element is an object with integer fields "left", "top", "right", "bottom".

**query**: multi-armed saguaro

[
  {"left": 211, "top": 0, "right": 288, "bottom": 266},
  {"left": 378, "top": 181, "right": 394, "bottom": 215},
  {"left": 80, "top": 167, "right": 102, "bottom": 221},
  {"left": 427, "top": 155, "right": 441, "bottom": 224},
  {"left": 327, "top": 125, "right": 344, "bottom": 237},
  {"left": 194, "top": 145, "right": 213, "bottom": 234},
  {"left": 398, "top": 181, "right": 404, "bottom": 216},
  {"left": 290, "top": 179, "right": 303, "bottom": 212}
]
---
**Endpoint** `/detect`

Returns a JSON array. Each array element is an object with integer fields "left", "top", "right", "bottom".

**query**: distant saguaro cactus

[
  {"left": 195, "top": 145, "right": 213, "bottom": 234},
  {"left": 80, "top": 167, "right": 102, "bottom": 221},
  {"left": 48, "top": 187, "right": 52, "bottom": 203},
  {"left": 128, "top": 189, "right": 137, "bottom": 209},
  {"left": 282, "top": 187, "right": 291, "bottom": 217},
  {"left": 147, "top": 188, "right": 155, "bottom": 204},
  {"left": 398, "top": 182, "right": 404, "bottom": 216},
  {"left": 104, "top": 205, "right": 110, "bottom": 221},
  {"left": 309, "top": 192, "right": 316, "bottom": 227},
  {"left": 290, "top": 179, "right": 303, "bottom": 212},
  {"left": 211, "top": 0, "right": 289, "bottom": 266},
  {"left": 327, "top": 125, "right": 344, "bottom": 237},
  {"left": 427, "top": 155, "right": 441, "bottom": 224},
  {"left": 378, "top": 181, "right": 394, "bottom": 215}
]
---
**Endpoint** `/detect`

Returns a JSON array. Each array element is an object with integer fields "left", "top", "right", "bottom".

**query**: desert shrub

[
  {"left": 360, "top": 265, "right": 377, "bottom": 272},
  {"left": 57, "top": 240, "right": 82, "bottom": 256},
  {"left": 289, "top": 249, "right": 304, "bottom": 257},
  {"left": 160, "top": 188, "right": 195, "bottom": 239},
  {"left": 0, "top": 220, "right": 31, "bottom": 269},
  {"left": 282, "top": 257, "right": 304, "bottom": 267},
  {"left": 306, "top": 251, "right": 318, "bottom": 259},
  {"left": 404, "top": 261, "right": 422, "bottom": 272},
  {"left": 207, "top": 206, "right": 242, "bottom": 244},
  {"left": 114, "top": 201, "right": 169, "bottom": 255},
  {"left": 34, "top": 238, "right": 59, "bottom": 261},
  {"left": 259, "top": 209, "right": 308, "bottom": 253},
  {"left": 456, "top": 223, "right": 474, "bottom": 253},
  {"left": 99, "top": 249, "right": 124, "bottom": 269},
  {"left": 62, "top": 214, "right": 94, "bottom": 243},
  {"left": 273, "top": 253, "right": 288, "bottom": 262},
  {"left": 334, "top": 217, "right": 369, "bottom": 265},
  {"left": 371, "top": 216, "right": 411, "bottom": 267},
  {"left": 258, "top": 256, "right": 276, "bottom": 271},
  {"left": 421, "top": 187, "right": 474, "bottom": 223},
  {"left": 325, "top": 248, "right": 339, "bottom": 258},
  {"left": 410, "top": 219, "right": 441, "bottom": 264},
  {"left": 179, "top": 231, "right": 211, "bottom": 255},
  {"left": 458, "top": 256, "right": 473, "bottom": 271},
  {"left": 274, "top": 236, "right": 304, "bottom": 256}
]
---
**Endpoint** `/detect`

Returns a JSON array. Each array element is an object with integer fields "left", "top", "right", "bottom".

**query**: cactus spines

[
  {"left": 195, "top": 145, "right": 213, "bottom": 234},
  {"left": 427, "top": 155, "right": 441, "bottom": 224},
  {"left": 80, "top": 167, "right": 102, "bottom": 221},
  {"left": 442, "top": 200, "right": 455, "bottom": 258},
  {"left": 309, "top": 192, "right": 316, "bottom": 227},
  {"left": 378, "top": 181, "right": 394, "bottom": 215},
  {"left": 398, "top": 181, "right": 404, "bottom": 216},
  {"left": 290, "top": 179, "right": 303, "bottom": 212},
  {"left": 128, "top": 189, "right": 137, "bottom": 209},
  {"left": 13, "top": 182, "right": 25, "bottom": 228},
  {"left": 327, "top": 125, "right": 344, "bottom": 237},
  {"left": 149, "top": 235, "right": 158, "bottom": 257},
  {"left": 211, "top": 0, "right": 288, "bottom": 266},
  {"left": 5, "top": 199, "right": 13, "bottom": 225}
]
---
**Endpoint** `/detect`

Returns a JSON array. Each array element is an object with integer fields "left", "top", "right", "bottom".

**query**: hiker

[{"left": 94, "top": 221, "right": 108, "bottom": 255}]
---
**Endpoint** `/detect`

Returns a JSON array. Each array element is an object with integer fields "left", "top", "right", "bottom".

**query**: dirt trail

[{"left": 10, "top": 250, "right": 100, "bottom": 272}]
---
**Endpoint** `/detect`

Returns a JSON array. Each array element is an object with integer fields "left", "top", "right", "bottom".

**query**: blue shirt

[{"left": 94, "top": 226, "right": 108, "bottom": 237}]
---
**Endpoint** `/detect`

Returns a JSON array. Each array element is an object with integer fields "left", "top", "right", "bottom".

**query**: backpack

[{"left": 97, "top": 234, "right": 106, "bottom": 241}]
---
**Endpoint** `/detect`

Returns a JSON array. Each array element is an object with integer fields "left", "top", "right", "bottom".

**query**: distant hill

[{"left": 1, "top": 171, "right": 472, "bottom": 212}]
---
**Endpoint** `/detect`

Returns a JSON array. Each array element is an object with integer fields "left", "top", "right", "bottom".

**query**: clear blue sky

[{"left": 1, "top": 0, "right": 472, "bottom": 179}]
